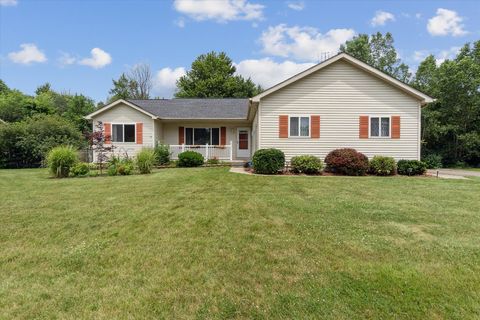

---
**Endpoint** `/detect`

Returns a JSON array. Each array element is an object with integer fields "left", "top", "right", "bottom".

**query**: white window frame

[
  {"left": 111, "top": 123, "right": 136, "bottom": 143},
  {"left": 369, "top": 116, "right": 391, "bottom": 138},
  {"left": 184, "top": 127, "right": 221, "bottom": 145},
  {"left": 288, "top": 115, "right": 311, "bottom": 138}
]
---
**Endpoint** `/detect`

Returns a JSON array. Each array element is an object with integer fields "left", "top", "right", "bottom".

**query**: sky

[{"left": 1, "top": 0, "right": 479, "bottom": 103}]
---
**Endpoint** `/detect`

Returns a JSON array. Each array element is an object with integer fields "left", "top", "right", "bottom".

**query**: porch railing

[{"left": 169, "top": 142, "right": 233, "bottom": 161}]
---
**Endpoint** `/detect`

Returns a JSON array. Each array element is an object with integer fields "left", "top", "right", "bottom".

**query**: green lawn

[{"left": 1, "top": 168, "right": 480, "bottom": 319}]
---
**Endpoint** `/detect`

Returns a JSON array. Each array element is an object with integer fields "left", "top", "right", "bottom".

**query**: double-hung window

[
  {"left": 185, "top": 128, "right": 220, "bottom": 145},
  {"left": 289, "top": 116, "right": 310, "bottom": 137},
  {"left": 112, "top": 124, "right": 135, "bottom": 142},
  {"left": 370, "top": 117, "right": 390, "bottom": 138}
]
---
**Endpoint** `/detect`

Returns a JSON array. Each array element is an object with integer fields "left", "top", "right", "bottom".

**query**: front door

[{"left": 236, "top": 128, "right": 250, "bottom": 158}]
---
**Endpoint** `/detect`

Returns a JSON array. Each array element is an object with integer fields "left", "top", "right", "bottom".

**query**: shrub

[
  {"left": 0, "top": 114, "right": 83, "bottom": 168},
  {"left": 46, "top": 145, "right": 78, "bottom": 178},
  {"left": 107, "top": 164, "right": 118, "bottom": 176},
  {"left": 154, "top": 143, "right": 171, "bottom": 165},
  {"left": 422, "top": 154, "right": 442, "bottom": 169},
  {"left": 206, "top": 157, "right": 220, "bottom": 165},
  {"left": 71, "top": 162, "right": 90, "bottom": 177},
  {"left": 369, "top": 156, "right": 396, "bottom": 176},
  {"left": 290, "top": 155, "right": 323, "bottom": 174},
  {"left": 252, "top": 148, "right": 285, "bottom": 174},
  {"left": 324, "top": 148, "right": 369, "bottom": 176},
  {"left": 397, "top": 160, "right": 427, "bottom": 175},
  {"left": 118, "top": 158, "right": 134, "bottom": 175},
  {"left": 107, "top": 157, "right": 134, "bottom": 176},
  {"left": 177, "top": 151, "right": 204, "bottom": 167},
  {"left": 136, "top": 148, "right": 156, "bottom": 174}
]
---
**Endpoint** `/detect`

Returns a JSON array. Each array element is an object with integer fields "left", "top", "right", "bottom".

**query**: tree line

[{"left": 0, "top": 32, "right": 479, "bottom": 167}]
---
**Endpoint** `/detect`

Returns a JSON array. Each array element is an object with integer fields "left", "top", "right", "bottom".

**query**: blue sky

[{"left": 1, "top": 0, "right": 479, "bottom": 103}]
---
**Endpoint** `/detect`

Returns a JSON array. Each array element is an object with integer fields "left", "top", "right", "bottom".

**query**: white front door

[{"left": 236, "top": 128, "right": 250, "bottom": 158}]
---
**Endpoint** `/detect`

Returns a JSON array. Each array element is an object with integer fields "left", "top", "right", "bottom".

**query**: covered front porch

[{"left": 154, "top": 119, "right": 253, "bottom": 161}]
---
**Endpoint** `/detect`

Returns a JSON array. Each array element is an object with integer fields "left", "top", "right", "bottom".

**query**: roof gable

[{"left": 251, "top": 53, "right": 434, "bottom": 105}]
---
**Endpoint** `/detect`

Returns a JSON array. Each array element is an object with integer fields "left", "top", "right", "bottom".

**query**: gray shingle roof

[{"left": 127, "top": 99, "right": 249, "bottom": 119}]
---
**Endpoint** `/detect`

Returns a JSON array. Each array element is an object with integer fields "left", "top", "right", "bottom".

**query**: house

[{"left": 85, "top": 53, "right": 433, "bottom": 162}]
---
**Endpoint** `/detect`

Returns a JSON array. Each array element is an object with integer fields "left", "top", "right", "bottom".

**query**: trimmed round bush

[
  {"left": 369, "top": 156, "right": 396, "bottom": 176},
  {"left": 422, "top": 154, "right": 442, "bottom": 169},
  {"left": 324, "top": 148, "right": 369, "bottom": 176},
  {"left": 136, "top": 148, "right": 156, "bottom": 174},
  {"left": 177, "top": 151, "right": 204, "bottom": 167},
  {"left": 46, "top": 145, "right": 78, "bottom": 178},
  {"left": 252, "top": 148, "right": 285, "bottom": 174},
  {"left": 291, "top": 155, "right": 323, "bottom": 174},
  {"left": 397, "top": 160, "right": 427, "bottom": 175},
  {"left": 71, "top": 162, "right": 90, "bottom": 177}
]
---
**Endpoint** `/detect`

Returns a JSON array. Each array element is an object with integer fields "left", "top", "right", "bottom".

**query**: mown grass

[{"left": 1, "top": 168, "right": 479, "bottom": 319}]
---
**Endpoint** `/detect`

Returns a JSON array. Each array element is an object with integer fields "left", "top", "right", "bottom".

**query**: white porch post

[
  {"left": 229, "top": 140, "right": 233, "bottom": 161},
  {"left": 182, "top": 143, "right": 185, "bottom": 152},
  {"left": 206, "top": 143, "right": 209, "bottom": 159}
]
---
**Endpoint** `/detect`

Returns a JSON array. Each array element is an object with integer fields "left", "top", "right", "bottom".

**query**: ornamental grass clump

[
  {"left": 46, "top": 145, "right": 78, "bottom": 178},
  {"left": 136, "top": 148, "right": 156, "bottom": 174}
]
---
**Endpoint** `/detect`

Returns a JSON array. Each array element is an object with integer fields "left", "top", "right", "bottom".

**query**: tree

[
  {"left": 175, "top": 51, "right": 262, "bottom": 98},
  {"left": 129, "top": 63, "right": 152, "bottom": 99},
  {"left": 89, "top": 121, "right": 115, "bottom": 174},
  {"left": 415, "top": 41, "right": 480, "bottom": 165},
  {"left": 35, "top": 82, "right": 52, "bottom": 95},
  {"left": 340, "top": 32, "right": 411, "bottom": 82},
  {"left": 108, "top": 64, "right": 153, "bottom": 102},
  {"left": 108, "top": 73, "right": 137, "bottom": 102},
  {"left": 0, "top": 114, "right": 83, "bottom": 168}
]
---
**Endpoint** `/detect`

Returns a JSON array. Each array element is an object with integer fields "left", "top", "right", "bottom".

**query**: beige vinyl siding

[
  {"left": 259, "top": 60, "right": 421, "bottom": 161},
  {"left": 251, "top": 112, "right": 259, "bottom": 153},
  {"left": 92, "top": 103, "right": 153, "bottom": 160}
]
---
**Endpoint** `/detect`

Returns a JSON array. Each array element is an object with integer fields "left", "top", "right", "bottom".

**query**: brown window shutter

[
  {"left": 311, "top": 115, "right": 320, "bottom": 138},
  {"left": 359, "top": 116, "right": 369, "bottom": 139},
  {"left": 179, "top": 126, "right": 184, "bottom": 144},
  {"left": 136, "top": 123, "right": 143, "bottom": 144},
  {"left": 392, "top": 116, "right": 400, "bottom": 139},
  {"left": 220, "top": 127, "right": 227, "bottom": 145},
  {"left": 279, "top": 115, "right": 288, "bottom": 138},
  {"left": 104, "top": 122, "right": 111, "bottom": 144}
]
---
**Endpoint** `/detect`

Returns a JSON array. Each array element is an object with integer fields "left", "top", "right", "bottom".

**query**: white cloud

[
  {"left": 173, "top": 0, "right": 264, "bottom": 22},
  {"left": 412, "top": 46, "right": 461, "bottom": 65},
  {"left": 79, "top": 48, "right": 112, "bottom": 69},
  {"left": 8, "top": 43, "right": 47, "bottom": 64},
  {"left": 413, "top": 50, "right": 429, "bottom": 62},
  {"left": 370, "top": 10, "right": 395, "bottom": 26},
  {"left": 427, "top": 8, "right": 467, "bottom": 36},
  {"left": 436, "top": 46, "right": 461, "bottom": 64},
  {"left": 287, "top": 1, "right": 304, "bottom": 11},
  {"left": 235, "top": 58, "right": 314, "bottom": 89},
  {"left": 0, "top": 0, "right": 17, "bottom": 6},
  {"left": 259, "top": 24, "right": 355, "bottom": 62},
  {"left": 58, "top": 52, "right": 76, "bottom": 66},
  {"left": 415, "top": 13, "right": 422, "bottom": 19},
  {"left": 153, "top": 67, "right": 186, "bottom": 98}
]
